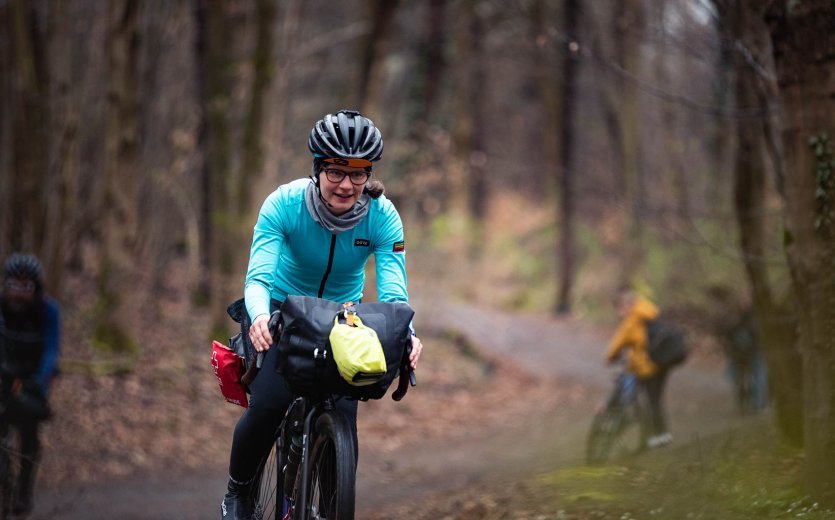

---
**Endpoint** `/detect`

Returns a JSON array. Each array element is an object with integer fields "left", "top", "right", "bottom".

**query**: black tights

[
  {"left": 10, "top": 418, "right": 40, "bottom": 500},
  {"left": 228, "top": 325, "right": 358, "bottom": 483},
  {"left": 640, "top": 369, "right": 669, "bottom": 435}
]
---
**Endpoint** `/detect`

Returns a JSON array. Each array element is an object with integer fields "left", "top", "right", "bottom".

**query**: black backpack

[{"left": 646, "top": 318, "right": 688, "bottom": 369}]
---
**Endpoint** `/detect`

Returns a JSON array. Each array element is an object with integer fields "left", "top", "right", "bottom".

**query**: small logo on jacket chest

[{"left": 354, "top": 239, "right": 370, "bottom": 247}]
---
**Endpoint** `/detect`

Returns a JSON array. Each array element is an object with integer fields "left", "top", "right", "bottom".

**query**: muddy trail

[{"left": 33, "top": 297, "right": 737, "bottom": 519}]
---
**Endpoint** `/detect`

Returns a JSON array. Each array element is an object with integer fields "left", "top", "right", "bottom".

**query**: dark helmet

[
  {"left": 308, "top": 110, "right": 384, "bottom": 162},
  {"left": 4, "top": 253, "right": 43, "bottom": 289}
]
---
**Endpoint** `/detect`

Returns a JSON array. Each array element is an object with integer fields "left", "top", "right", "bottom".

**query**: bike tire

[
  {"left": 586, "top": 408, "right": 618, "bottom": 464},
  {"left": 586, "top": 404, "right": 644, "bottom": 464},
  {"left": 611, "top": 401, "right": 645, "bottom": 460},
  {"left": 252, "top": 437, "right": 286, "bottom": 520},
  {"left": 302, "top": 410, "right": 356, "bottom": 520},
  {"left": 0, "top": 426, "right": 21, "bottom": 520}
]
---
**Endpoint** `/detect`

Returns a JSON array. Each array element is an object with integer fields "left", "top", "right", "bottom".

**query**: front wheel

[
  {"left": 303, "top": 410, "right": 356, "bottom": 520},
  {"left": 0, "top": 425, "right": 21, "bottom": 520},
  {"left": 586, "top": 408, "right": 619, "bottom": 464},
  {"left": 252, "top": 436, "right": 286, "bottom": 520},
  {"left": 586, "top": 403, "right": 644, "bottom": 464}
]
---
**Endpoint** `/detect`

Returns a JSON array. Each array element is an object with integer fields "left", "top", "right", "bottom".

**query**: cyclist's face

[
  {"left": 318, "top": 166, "right": 368, "bottom": 215},
  {"left": 3, "top": 277, "right": 36, "bottom": 311},
  {"left": 616, "top": 291, "right": 634, "bottom": 318}
]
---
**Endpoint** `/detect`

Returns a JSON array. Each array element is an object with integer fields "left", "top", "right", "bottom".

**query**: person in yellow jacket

[{"left": 605, "top": 286, "right": 673, "bottom": 448}]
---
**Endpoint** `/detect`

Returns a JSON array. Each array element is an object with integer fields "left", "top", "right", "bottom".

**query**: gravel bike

[
  {"left": 586, "top": 366, "right": 648, "bottom": 465},
  {"left": 0, "top": 376, "right": 25, "bottom": 519},
  {"left": 249, "top": 330, "right": 416, "bottom": 519}
]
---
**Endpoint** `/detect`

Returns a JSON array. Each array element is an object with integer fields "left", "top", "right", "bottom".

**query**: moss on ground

[
  {"left": 370, "top": 415, "right": 834, "bottom": 519},
  {"left": 509, "top": 416, "right": 833, "bottom": 520}
]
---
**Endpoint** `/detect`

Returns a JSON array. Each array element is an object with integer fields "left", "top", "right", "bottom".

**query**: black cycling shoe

[
  {"left": 220, "top": 479, "right": 254, "bottom": 520},
  {"left": 11, "top": 496, "right": 33, "bottom": 516},
  {"left": 13, "top": 461, "right": 35, "bottom": 516}
]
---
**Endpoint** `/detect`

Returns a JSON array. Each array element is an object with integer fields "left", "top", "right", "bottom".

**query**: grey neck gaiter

[{"left": 304, "top": 178, "right": 371, "bottom": 234}]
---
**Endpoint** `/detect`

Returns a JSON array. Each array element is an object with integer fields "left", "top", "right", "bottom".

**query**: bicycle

[
  {"left": 0, "top": 376, "right": 26, "bottom": 519},
  {"left": 586, "top": 366, "right": 648, "bottom": 465},
  {"left": 248, "top": 325, "right": 416, "bottom": 520}
]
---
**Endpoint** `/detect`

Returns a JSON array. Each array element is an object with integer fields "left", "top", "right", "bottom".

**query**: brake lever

[
  {"left": 392, "top": 340, "right": 416, "bottom": 402},
  {"left": 250, "top": 310, "right": 282, "bottom": 372}
]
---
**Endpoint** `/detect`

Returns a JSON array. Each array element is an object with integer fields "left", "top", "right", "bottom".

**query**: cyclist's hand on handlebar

[
  {"left": 409, "top": 335, "right": 423, "bottom": 369},
  {"left": 249, "top": 314, "right": 273, "bottom": 352}
]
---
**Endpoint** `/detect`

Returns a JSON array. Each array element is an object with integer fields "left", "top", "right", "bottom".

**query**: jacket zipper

[{"left": 318, "top": 234, "right": 337, "bottom": 298}]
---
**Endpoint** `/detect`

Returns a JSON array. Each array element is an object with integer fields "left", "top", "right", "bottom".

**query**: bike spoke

[
  {"left": 253, "top": 439, "right": 282, "bottom": 520},
  {"left": 310, "top": 439, "right": 337, "bottom": 518}
]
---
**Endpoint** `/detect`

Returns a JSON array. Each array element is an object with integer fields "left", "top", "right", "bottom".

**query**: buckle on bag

[
  {"left": 313, "top": 347, "right": 328, "bottom": 367},
  {"left": 339, "top": 302, "right": 358, "bottom": 327}
]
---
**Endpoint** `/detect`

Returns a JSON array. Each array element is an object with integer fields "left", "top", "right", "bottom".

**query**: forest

[{"left": 1, "top": 0, "right": 834, "bottom": 515}]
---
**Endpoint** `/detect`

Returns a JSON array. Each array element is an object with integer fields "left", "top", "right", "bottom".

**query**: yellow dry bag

[{"left": 329, "top": 313, "right": 387, "bottom": 386}]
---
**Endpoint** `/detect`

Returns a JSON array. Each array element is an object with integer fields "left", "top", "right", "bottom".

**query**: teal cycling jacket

[{"left": 244, "top": 178, "right": 409, "bottom": 321}]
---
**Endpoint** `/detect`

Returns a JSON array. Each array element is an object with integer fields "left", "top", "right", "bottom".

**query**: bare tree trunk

[
  {"left": 555, "top": 0, "right": 579, "bottom": 314},
  {"left": 766, "top": 0, "right": 835, "bottom": 506},
  {"left": 653, "top": 2, "right": 690, "bottom": 224},
  {"left": 720, "top": 0, "right": 803, "bottom": 445},
  {"left": 238, "top": 0, "right": 277, "bottom": 217},
  {"left": 3, "top": 0, "right": 50, "bottom": 257},
  {"left": 196, "top": 0, "right": 237, "bottom": 335},
  {"left": 622, "top": 0, "right": 646, "bottom": 277},
  {"left": 356, "top": 0, "right": 399, "bottom": 113},
  {"left": 531, "top": 0, "right": 560, "bottom": 204},
  {"left": 136, "top": 1, "right": 202, "bottom": 303},
  {"left": 95, "top": 0, "right": 141, "bottom": 353},
  {"left": 194, "top": 0, "right": 212, "bottom": 306},
  {"left": 196, "top": 1, "right": 277, "bottom": 334},
  {"left": 65, "top": 2, "right": 109, "bottom": 275},
  {"left": 41, "top": 0, "right": 78, "bottom": 294},
  {"left": 264, "top": 0, "right": 304, "bottom": 184},
  {"left": 408, "top": 0, "right": 447, "bottom": 147},
  {"left": 611, "top": 0, "right": 646, "bottom": 277},
  {"left": 464, "top": 0, "right": 487, "bottom": 259},
  {"left": 0, "top": 5, "right": 8, "bottom": 258},
  {"left": 400, "top": 0, "right": 448, "bottom": 220},
  {"left": 710, "top": 8, "right": 735, "bottom": 213}
]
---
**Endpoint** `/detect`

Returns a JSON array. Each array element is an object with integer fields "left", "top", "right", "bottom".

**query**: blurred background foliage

[{"left": 1, "top": 0, "right": 833, "bottom": 506}]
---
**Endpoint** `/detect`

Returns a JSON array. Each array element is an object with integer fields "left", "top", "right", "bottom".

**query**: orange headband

[{"left": 323, "top": 157, "right": 373, "bottom": 169}]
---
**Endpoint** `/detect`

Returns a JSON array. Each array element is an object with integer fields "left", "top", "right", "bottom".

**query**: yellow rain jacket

[{"left": 605, "top": 297, "right": 660, "bottom": 379}]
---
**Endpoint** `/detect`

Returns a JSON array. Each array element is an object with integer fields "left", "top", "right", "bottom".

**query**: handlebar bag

[{"left": 274, "top": 295, "right": 414, "bottom": 400}]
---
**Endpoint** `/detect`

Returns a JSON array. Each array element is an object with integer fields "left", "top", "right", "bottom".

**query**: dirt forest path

[
  {"left": 33, "top": 297, "right": 737, "bottom": 519},
  {"left": 357, "top": 296, "right": 736, "bottom": 516}
]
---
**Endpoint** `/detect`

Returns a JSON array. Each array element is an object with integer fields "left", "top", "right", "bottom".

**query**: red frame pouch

[{"left": 211, "top": 340, "right": 248, "bottom": 408}]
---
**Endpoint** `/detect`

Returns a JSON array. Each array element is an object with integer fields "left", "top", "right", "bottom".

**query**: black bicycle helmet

[
  {"left": 4, "top": 253, "right": 43, "bottom": 289},
  {"left": 308, "top": 110, "right": 384, "bottom": 162}
]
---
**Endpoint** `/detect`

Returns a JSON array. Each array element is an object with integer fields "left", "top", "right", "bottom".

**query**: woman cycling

[{"left": 221, "top": 109, "right": 423, "bottom": 519}]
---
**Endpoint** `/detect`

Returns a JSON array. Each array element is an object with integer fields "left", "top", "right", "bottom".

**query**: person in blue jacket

[
  {"left": 0, "top": 253, "right": 61, "bottom": 515},
  {"left": 221, "top": 110, "right": 423, "bottom": 519}
]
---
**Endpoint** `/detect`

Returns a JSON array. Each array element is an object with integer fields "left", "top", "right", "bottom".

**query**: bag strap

[{"left": 241, "top": 359, "right": 259, "bottom": 387}]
